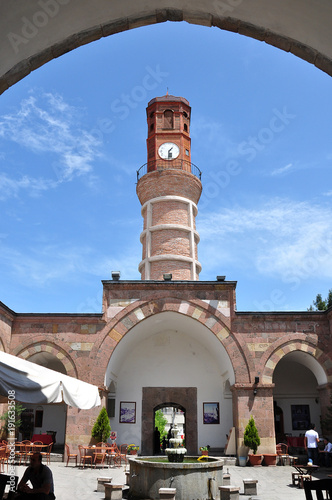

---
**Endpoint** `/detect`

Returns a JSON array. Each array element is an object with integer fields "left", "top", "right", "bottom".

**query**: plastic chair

[
  {"left": 20, "top": 441, "right": 32, "bottom": 465},
  {"left": 14, "top": 442, "right": 25, "bottom": 465},
  {"left": 65, "top": 444, "right": 77, "bottom": 467},
  {"left": 113, "top": 444, "right": 127, "bottom": 466},
  {"left": 0, "top": 448, "right": 7, "bottom": 473},
  {"left": 78, "top": 445, "right": 93, "bottom": 468},
  {"left": 31, "top": 441, "right": 44, "bottom": 453},
  {"left": 304, "top": 478, "right": 332, "bottom": 500},
  {"left": 41, "top": 442, "right": 52, "bottom": 465}
]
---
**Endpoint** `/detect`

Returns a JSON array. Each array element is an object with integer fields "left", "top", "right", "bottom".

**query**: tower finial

[{"left": 166, "top": 87, "right": 169, "bottom": 96}]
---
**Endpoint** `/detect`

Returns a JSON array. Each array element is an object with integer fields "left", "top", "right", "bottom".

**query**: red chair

[
  {"left": 41, "top": 442, "right": 53, "bottom": 465},
  {"left": 21, "top": 441, "right": 32, "bottom": 465},
  {"left": 113, "top": 444, "right": 127, "bottom": 466},
  {"left": 0, "top": 447, "right": 8, "bottom": 473},
  {"left": 78, "top": 446, "right": 92, "bottom": 468},
  {"left": 65, "top": 444, "right": 77, "bottom": 467}
]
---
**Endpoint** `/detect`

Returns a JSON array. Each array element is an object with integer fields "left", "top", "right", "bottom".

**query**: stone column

[
  {"left": 232, "top": 383, "right": 276, "bottom": 455},
  {"left": 318, "top": 383, "right": 332, "bottom": 433}
]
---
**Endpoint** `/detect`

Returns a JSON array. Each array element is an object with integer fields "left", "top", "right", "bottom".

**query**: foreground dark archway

[{"left": 1, "top": 1, "right": 332, "bottom": 96}]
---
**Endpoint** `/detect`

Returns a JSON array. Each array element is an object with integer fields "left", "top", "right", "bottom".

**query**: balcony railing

[{"left": 137, "top": 159, "right": 202, "bottom": 182}]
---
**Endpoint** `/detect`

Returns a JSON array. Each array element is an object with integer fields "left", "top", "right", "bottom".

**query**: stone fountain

[
  {"left": 165, "top": 424, "right": 187, "bottom": 462},
  {"left": 128, "top": 423, "right": 224, "bottom": 499}
]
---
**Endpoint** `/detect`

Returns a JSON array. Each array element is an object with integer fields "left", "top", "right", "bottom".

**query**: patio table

[{"left": 292, "top": 463, "right": 319, "bottom": 488}]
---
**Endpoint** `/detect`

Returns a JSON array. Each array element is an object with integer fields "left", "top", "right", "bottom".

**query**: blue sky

[{"left": 0, "top": 22, "right": 331, "bottom": 313}]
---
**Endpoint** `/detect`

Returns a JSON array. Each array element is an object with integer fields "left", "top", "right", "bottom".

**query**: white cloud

[
  {"left": 198, "top": 198, "right": 332, "bottom": 281},
  {"left": 0, "top": 173, "right": 57, "bottom": 200},
  {"left": 0, "top": 242, "right": 140, "bottom": 288},
  {"left": 271, "top": 163, "right": 293, "bottom": 176},
  {"left": 323, "top": 190, "right": 332, "bottom": 197},
  {"left": 0, "top": 92, "right": 102, "bottom": 183}
]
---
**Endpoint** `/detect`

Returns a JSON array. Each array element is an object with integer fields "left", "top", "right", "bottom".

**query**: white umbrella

[{"left": 0, "top": 351, "right": 101, "bottom": 409}]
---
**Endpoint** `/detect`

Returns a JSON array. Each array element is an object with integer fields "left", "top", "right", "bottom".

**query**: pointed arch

[
  {"left": 13, "top": 340, "right": 78, "bottom": 378},
  {"left": 92, "top": 296, "right": 254, "bottom": 383},
  {"left": 262, "top": 338, "right": 329, "bottom": 385}
]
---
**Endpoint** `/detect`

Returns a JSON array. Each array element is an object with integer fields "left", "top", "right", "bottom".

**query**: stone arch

[
  {"left": 93, "top": 296, "right": 254, "bottom": 383},
  {"left": 14, "top": 340, "right": 78, "bottom": 378},
  {"left": 262, "top": 339, "right": 328, "bottom": 385},
  {"left": 1, "top": 2, "right": 332, "bottom": 95}
]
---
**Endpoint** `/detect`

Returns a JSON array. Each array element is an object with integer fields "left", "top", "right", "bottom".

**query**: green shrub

[
  {"left": 91, "top": 407, "right": 111, "bottom": 442},
  {"left": 243, "top": 416, "right": 260, "bottom": 454}
]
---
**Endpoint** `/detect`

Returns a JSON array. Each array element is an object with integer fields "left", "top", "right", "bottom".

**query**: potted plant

[
  {"left": 91, "top": 407, "right": 111, "bottom": 443},
  {"left": 244, "top": 416, "right": 263, "bottom": 466},
  {"left": 263, "top": 451, "right": 278, "bottom": 466},
  {"left": 199, "top": 445, "right": 210, "bottom": 456},
  {"left": 127, "top": 444, "right": 139, "bottom": 455}
]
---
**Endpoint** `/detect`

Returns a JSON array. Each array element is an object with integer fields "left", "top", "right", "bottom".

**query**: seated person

[
  {"left": 16, "top": 452, "right": 55, "bottom": 499},
  {"left": 319, "top": 438, "right": 332, "bottom": 467}
]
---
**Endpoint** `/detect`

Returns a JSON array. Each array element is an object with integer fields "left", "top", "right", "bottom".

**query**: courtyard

[{"left": 9, "top": 460, "right": 332, "bottom": 499}]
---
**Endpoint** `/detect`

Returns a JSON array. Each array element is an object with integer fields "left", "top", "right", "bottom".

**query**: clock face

[{"left": 158, "top": 142, "right": 180, "bottom": 160}]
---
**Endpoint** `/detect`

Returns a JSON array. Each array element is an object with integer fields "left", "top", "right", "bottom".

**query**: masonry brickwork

[{"left": 1, "top": 284, "right": 331, "bottom": 454}]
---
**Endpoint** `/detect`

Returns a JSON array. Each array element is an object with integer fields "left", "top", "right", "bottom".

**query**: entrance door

[{"left": 142, "top": 387, "right": 197, "bottom": 455}]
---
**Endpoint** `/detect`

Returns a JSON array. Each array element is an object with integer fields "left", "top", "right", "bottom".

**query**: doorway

[
  {"left": 154, "top": 403, "right": 186, "bottom": 455},
  {"left": 142, "top": 387, "right": 197, "bottom": 455}
]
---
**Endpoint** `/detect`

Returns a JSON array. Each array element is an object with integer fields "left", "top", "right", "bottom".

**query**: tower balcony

[{"left": 137, "top": 159, "right": 202, "bottom": 182}]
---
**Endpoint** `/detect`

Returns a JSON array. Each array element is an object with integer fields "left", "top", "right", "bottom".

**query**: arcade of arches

[
  {"left": 1, "top": 1, "right": 332, "bottom": 455},
  {"left": 1, "top": 282, "right": 331, "bottom": 454}
]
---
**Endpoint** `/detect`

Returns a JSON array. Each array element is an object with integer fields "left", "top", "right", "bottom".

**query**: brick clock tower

[{"left": 136, "top": 94, "right": 202, "bottom": 280}]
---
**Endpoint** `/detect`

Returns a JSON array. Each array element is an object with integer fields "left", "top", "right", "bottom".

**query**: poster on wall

[
  {"left": 203, "top": 402, "right": 220, "bottom": 424},
  {"left": 119, "top": 401, "right": 136, "bottom": 424},
  {"left": 291, "top": 404, "right": 311, "bottom": 430}
]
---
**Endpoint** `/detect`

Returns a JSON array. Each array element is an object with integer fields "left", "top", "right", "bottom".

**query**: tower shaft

[{"left": 136, "top": 95, "right": 202, "bottom": 281}]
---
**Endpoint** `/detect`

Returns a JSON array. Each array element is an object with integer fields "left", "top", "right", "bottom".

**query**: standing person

[
  {"left": 305, "top": 423, "right": 320, "bottom": 465},
  {"left": 16, "top": 452, "right": 55, "bottom": 499},
  {"left": 154, "top": 426, "right": 161, "bottom": 455},
  {"left": 167, "top": 425, "right": 173, "bottom": 447}
]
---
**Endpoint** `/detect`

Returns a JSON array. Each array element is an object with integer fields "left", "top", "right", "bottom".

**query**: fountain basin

[{"left": 128, "top": 456, "right": 224, "bottom": 500}]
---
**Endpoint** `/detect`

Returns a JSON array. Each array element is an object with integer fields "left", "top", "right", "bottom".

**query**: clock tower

[{"left": 136, "top": 94, "right": 202, "bottom": 280}]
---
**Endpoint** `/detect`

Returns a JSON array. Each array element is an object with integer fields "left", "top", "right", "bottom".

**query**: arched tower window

[{"left": 164, "top": 110, "right": 173, "bottom": 129}]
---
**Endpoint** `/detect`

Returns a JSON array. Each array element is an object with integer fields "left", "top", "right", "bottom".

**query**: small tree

[
  {"left": 91, "top": 407, "right": 111, "bottom": 442},
  {"left": 155, "top": 409, "right": 168, "bottom": 443},
  {"left": 243, "top": 416, "right": 260, "bottom": 455},
  {"left": 0, "top": 402, "right": 25, "bottom": 438},
  {"left": 308, "top": 290, "right": 332, "bottom": 311}
]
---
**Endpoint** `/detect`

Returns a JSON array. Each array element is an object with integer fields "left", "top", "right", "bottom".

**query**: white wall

[
  {"left": 22, "top": 403, "right": 67, "bottom": 445},
  {"left": 105, "top": 311, "right": 234, "bottom": 452}
]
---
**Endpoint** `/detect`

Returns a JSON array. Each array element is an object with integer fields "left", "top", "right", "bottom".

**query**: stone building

[{"left": 1, "top": 94, "right": 331, "bottom": 456}]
